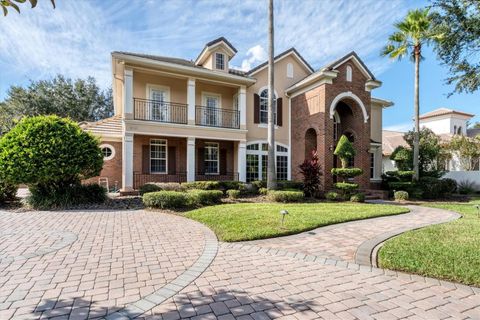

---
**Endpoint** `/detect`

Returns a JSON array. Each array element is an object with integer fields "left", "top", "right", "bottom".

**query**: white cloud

[{"left": 240, "top": 45, "right": 267, "bottom": 71}]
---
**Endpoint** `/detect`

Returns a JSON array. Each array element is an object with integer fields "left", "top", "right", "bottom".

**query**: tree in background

[
  {"left": 1, "top": 0, "right": 55, "bottom": 16},
  {"left": 447, "top": 135, "right": 480, "bottom": 171},
  {"left": 404, "top": 127, "right": 442, "bottom": 176},
  {"left": 390, "top": 146, "right": 412, "bottom": 171},
  {"left": 382, "top": 9, "right": 440, "bottom": 181},
  {"left": 0, "top": 75, "right": 113, "bottom": 135},
  {"left": 430, "top": 0, "right": 480, "bottom": 95}
]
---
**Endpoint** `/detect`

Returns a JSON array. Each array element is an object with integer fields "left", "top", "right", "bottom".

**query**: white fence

[{"left": 443, "top": 171, "right": 480, "bottom": 191}]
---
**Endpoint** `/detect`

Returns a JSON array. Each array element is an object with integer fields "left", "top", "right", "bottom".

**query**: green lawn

[
  {"left": 185, "top": 202, "right": 409, "bottom": 242},
  {"left": 378, "top": 199, "right": 480, "bottom": 286}
]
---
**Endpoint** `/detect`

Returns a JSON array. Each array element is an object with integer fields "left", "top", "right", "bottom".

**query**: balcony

[
  {"left": 195, "top": 106, "right": 240, "bottom": 129},
  {"left": 134, "top": 98, "right": 187, "bottom": 124}
]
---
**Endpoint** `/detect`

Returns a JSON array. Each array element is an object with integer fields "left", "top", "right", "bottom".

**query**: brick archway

[{"left": 329, "top": 91, "right": 369, "bottom": 123}]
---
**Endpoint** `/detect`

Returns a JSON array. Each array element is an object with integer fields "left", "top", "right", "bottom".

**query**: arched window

[
  {"left": 259, "top": 89, "right": 277, "bottom": 124},
  {"left": 287, "top": 63, "right": 293, "bottom": 78},
  {"left": 346, "top": 65, "right": 352, "bottom": 82},
  {"left": 305, "top": 128, "right": 317, "bottom": 160}
]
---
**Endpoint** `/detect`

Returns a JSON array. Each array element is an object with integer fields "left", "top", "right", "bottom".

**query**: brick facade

[
  {"left": 84, "top": 141, "right": 123, "bottom": 191},
  {"left": 291, "top": 62, "right": 372, "bottom": 190}
]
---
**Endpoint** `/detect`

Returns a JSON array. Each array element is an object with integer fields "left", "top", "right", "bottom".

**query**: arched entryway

[{"left": 304, "top": 128, "right": 317, "bottom": 160}]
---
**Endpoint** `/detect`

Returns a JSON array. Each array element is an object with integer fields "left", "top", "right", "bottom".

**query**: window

[
  {"left": 148, "top": 85, "right": 170, "bottom": 122},
  {"left": 246, "top": 142, "right": 289, "bottom": 182},
  {"left": 346, "top": 65, "right": 352, "bottom": 82},
  {"left": 261, "top": 155, "right": 268, "bottom": 181},
  {"left": 259, "top": 89, "right": 276, "bottom": 124},
  {"left": 287, "top": 63, "right": 293, "bottom": 78},
  {"left": 370, "top": 152, "right": 375, "bottom": 179},
  {"left": 215, "top": 53, "right": 225, "bottom": 70},
  {"left": 246, "top": 154, "right": 259, "bottom": 182},
  {"left": 277, "top": 145, "right": 288, "bottom": 152},
  {"left": 151, "top": 139, "right": 167, "bottom": 173},
  {"left": 204, "top": 142, "right": 219, "bottom": 174},
  {"left": 333, "top": 113, "right": 339, "bottom": 141},
  {"left": 201, "top": 93, "right": 221, "bottom": 126},
  {"left": 100, "top": 144, "right": 115, "bottom": 161},
  {"left": 247, "top": 143, "right": 259, "bottom": 150},
  {"left": 277, "top": 155, "right": 288, "bottom": 181}
]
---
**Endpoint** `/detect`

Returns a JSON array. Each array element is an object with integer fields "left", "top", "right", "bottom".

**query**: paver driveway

[{"left": 0, "top": 206, "right": 478, "bottom": 320}]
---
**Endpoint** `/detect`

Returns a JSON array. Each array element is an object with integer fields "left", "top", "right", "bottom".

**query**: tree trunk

[
  {"left": 413, "top": 44, "right": 421, "bottom": 181},
  {"left": 267, "top": 0, "right": 276, "bottom": 189}
]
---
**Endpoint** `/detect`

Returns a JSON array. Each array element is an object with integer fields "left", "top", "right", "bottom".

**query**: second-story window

[
  {"left": 259, "top": 89, "right": 277, "bottom": 124},
  {"left": 215, "top": 53, "right": 225, "bottom": 70}
]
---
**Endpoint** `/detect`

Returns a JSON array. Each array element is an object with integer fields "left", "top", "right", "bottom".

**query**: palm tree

[
  {"left": 267, "top": 0, "right": 276, "bottom": 189},
  {"left": 382, "top": 8, "right": 440, "bottom": 181}
]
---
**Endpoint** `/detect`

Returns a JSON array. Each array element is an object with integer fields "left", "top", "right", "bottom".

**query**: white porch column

[
  {"left": 187, "top": 137, "right": 196, "bottom": 182},
  {"left": 187, "top": 78, "right": 196, "bottom": 125},
  {"left": 238, "top": 141, "right": 247, "bottom": 182},
  {"left": 124, "top": 68, "right": 133, "bottom": 119},
  {"left": 239, "top": 85, "right": 246, "bottom": 129},
  {"left": 122, "top": 132, "right": 134, "bottom": 191}
]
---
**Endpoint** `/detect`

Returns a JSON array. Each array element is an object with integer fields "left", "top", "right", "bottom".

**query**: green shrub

[
  {"left": 334, "top": 135, "right": 356, "bottom": 168},
  {"left": 350, "top": 193, "right": 365, "bottom": 203},
  {"left": 334, "top": 182, "right": 359, "bottom": 193},
  {"left": 0, "top": 180, "right": 17, "bottom": 203},
  {"left": 251, "top": 180, "right": 266, "bottom": 189},
  {"left": 325, "top": 191, "right": 342, "bottom": 201},
  {"left": 27, "top": 183, "right": 106, "bottom": 209},
  {"left": 440, "top": 178, "right": 457, "bottom": 195},
  {"left": 388, "top": 181, "right": 416, "bottom": 193},
  {"left": 394, "top": 190, "right": 409, "bottom": 201},
  {"left": 226, "top": 189, "right": 240, "bottom": 199},
  {"left": 218, "top": 181, "right": 244, "bottom": 191},
  {"left": 277, "top": 180, "right": 304, "bottom": 190},
  {"left": 458, "top": 180, "right": 475, "bottom": 195},
  {"left": 267, "top": 190, "right": 304, "bottom": 202},
  {"left": 143, "top": 191, "right": 188, "bottom": 209},
  {"left": 139, "top": 183, "right": 184, "bottom": 195},
  {"left": 331, "top": 168, "right": 363, "bottom": 179},
  {"left": 258, "top": 187, "right": 268, "bottom": 195},
  {"left": 182, "top": 181, "right": 220, "bottom": 190},
  {"left": 187, "top": 189, "right": 223, "bottom": 206}
]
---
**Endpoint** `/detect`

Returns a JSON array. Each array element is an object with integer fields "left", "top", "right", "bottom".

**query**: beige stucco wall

[
  {"left": 112, "top": 59, "right": 125, "bottom": 115},
  {"left": 202, "top": 47, "right": 230, "bottom": 72},
  {"left": 246, "top": 54, "right": 311, "bottom": 146},
  {"left": 133, "top": 71, "right": 188, "bottom": 104},
  {"left": 195, "top": 81, "right": 237, "bottom": 110},
  {"left": 370, "top": 103, "right": 383, "bottom": 142}
]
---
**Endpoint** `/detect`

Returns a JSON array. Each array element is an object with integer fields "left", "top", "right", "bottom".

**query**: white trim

[
  {"left": 214, "top": 52, "right": 225, "bottom": 71},
  {"left": 187, "top": 78, "right": 196, "bottom": 123},
  {"left": 257, "top": 85, "right": 279, "bottom": 97},
  {"left": 146, "top": 83, "right": 170, "bottom": 102},
  {"left": 238, "top": 141, "right": 246, "bottom": 182},
  {"left": 100, "top": 144, "right": 116, "bottom": 161},
  {"left": 286, "top": 63, "right": 294, "bottom": 79},
  {"left": 248, "top": 50, "right": 314, "bottom": 76},
  {"left": 346, "top": 65, "right": 352, "bottom": 82},
  {"left": 329, "top": 91, "right": 369, "bottom": 123},
  {"left": 195, "top": 41, "right": 236, "bottom": 65},
  {"left": 288, "top": 97, "right": 292, "bottom": 180},
  {"left": 285, "top": 69, "right": 338, "bottom": 97},
  {"left": 371, "top": 97, "right": 394, "bottom": 108},
  {"left": 201, "top": 92, "right": 222, "bottom": 108},
  {"left": 124, "top": 120, "right": 248, "bottom": 137},
  {"left": 332, "top": 55, "right": 372, "bottom": 81},
  {"left": 122, "top": 133, "right": 134, "bottom": 191},
  {"left": 150, "top": 138, "right": 168, "bottom": 174},
  {"left": 187, "top": 137, "right": 196, "bottom": 182}
]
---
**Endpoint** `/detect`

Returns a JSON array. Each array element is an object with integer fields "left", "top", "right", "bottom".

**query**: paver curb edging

[
  {"left": 104, "top": 223, "right": 219, "bottom": 320},
  {"left": 354, "top": 205, "right": 461, "bottom": 267}
]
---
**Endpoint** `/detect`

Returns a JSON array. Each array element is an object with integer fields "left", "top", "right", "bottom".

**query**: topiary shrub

[
  {"left": 299, "top": 151, "right": 321, "bottom": 197},
  {"left": 0, "top": 180, "right": 17, "bottom": 204},
  {"left": 350, "top": 193, "right": 365, "bottom": 203},
  {"left": 28, "top": 183, "right": 106, "bottom": 209},
  {"left": 334, "top": 135, "right": 356, "bottom": 168},
  {"left": 182, "top": 181, "right": 220, "bottom": 190},
  {"left": 0, "top": 116, "right": 103, "bottom": 209},
  {"left": 187, "top": 189, "right": 223, "bottom": 207},
  {"left": 325, "top": 191, "right": 342, "bottom": 201},
  {"left": 143, "top": 191, "right": 188, "bottom": 209},
  {"left": 139, "top": 183, "right": 184, "bottom": 195},
  {"left": 334, "top": 182, "right": 359, "bottom": 198},
  {"left": 331, "top": 168, "right": 363, "bottom": 180},
  {"left": 258, "top": 187, "right": 268, "bottom": 195},
  {"left": 394, "top": 190, "right": 409, "bottom": 201},
  {"left": 267, "top": 190, "right": 304, "bottom": 203},
  {"left": 226, "top": 189, "right": 240, "bottom": 199}
]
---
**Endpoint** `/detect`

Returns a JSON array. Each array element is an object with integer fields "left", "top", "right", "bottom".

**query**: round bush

[
  {"left": 187, "top": 189, "right": 223, "bottom": 207},
  {"left": 350, "top": 193, "right": 365, "bottom": 203},
  {"left": 325, "top": 191, "right": 342, "bottom": 201},
  {"left": 258, "top": 187, "right": 268, "bottom": 196},
  {"left": 226, "top": 189, "right": 240, "bottom": 199},
  {"left": 267, "top": 190, "right": 304, "bottom": 203},
  {"left": 143, "top": 191, "right": 188, "bottom": 209},
  {"left": 394, "top": 190, "right": 409, "bottom": 201}
]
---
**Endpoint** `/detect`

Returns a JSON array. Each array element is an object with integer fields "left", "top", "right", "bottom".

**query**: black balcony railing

[
  {"left": 133, "top": 172, "right": 187, "bottom": 189},
  {"left": 195, "top": 106, "right": 240, "bottom": 129},
  {"left": 195, "top": 172, "right": 239, "bottom": 181},
  {"left": 134, "top": 98, "right": 187, "bottom": 124}
]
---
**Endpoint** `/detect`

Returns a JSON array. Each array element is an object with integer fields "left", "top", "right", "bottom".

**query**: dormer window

[{"left": 215, "top": 53, "right": 225, "bottom": 70}]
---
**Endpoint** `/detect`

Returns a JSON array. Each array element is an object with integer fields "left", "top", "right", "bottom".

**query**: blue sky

[{"left": 0, "top": 0, "right": 478, "bottom": 130}]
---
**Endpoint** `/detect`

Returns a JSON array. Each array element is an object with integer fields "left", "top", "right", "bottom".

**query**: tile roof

[
  {"left": 80, "top": 115, "right": 122, "bottom": 137},
  {"left": 382, "top": 130, "right": 409, "bottom": 156},
  {"left": 419, "top": 108, "right": 474, "bottom": 120}
]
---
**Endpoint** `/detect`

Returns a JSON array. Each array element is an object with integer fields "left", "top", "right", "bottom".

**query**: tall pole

[
  {"left": 413, "top": 43, "right": 420, "bottom": 181},
  {"left": 267, "top": 0, "right": 277, "bottom": 189}
]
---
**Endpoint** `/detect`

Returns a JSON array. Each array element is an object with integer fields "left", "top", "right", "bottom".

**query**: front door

[{"left": 202, "top": 94, "right": 220, "bottom": 126}]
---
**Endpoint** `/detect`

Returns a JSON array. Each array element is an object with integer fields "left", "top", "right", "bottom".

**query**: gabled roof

[
  {"left": 80, "top": 115, "right": 122, "bottom": 137},
  {"left": 195, "top": 37, "right": 237, "bottom": 65},
  {"left": 205, "top": 37, "right": 237, "bottom": 53},
  {"left": 247, "top": 47, "right": 314, "bottom": 75},
  {"left": 325, "top": 51, "right": 376, "bottom": 80},
  {"left": 419, "top": 108, "right": 474, "bottom": 120}
]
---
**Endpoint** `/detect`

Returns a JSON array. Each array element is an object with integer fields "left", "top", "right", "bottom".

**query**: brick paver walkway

[{"left": 0, "top": 206, "right": 478, "bottom": 319}]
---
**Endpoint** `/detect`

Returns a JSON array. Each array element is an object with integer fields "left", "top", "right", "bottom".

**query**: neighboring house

[
  {"left": 382, "top": 108, "right": 476, "bottom": 172},
  {"left": 82, "top": 37, "right": 392, "bottom": 193}
]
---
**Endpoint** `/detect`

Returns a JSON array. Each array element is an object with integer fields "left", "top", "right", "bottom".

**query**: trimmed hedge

[
  {"left": 187, "top": 189, "right": 223, "bottom": 206},
  {"left": 27, "top": 183, "right": 106, "bottom": 209},
  {"left": 251, "top": 180, "right": 266, "bottom": 189},
  {"left": 277, "top": 181, "right": 304, "bottom": 190},
  {"left": 325, "top": 191, "right": 342, "bottom": 201},
  {"left": 331, "top": 168, "right": 363, "bottom": 179},
  {"left": 267, "top": 190, "right": 304, "bottom": 202},
  {"left": 334, "top": 182, "right": 359, "bottom": 193},
  {"left": 394, "top": 191, "right": 409, "bottom": 201},
  {"left": 182, "top": 181, "right": 220, "bottom": 190},
  {"left": 226, "top": 189, "right": 240, "bottom": 199},
  {"left": 143, "top": 191, "right": 188, "bottom": 209},
  {"left": 139, "top": 183, "right": 185, "bottom": 195},
  {"left": 350, "top": 193, "right": 365, "bottom": 203}
]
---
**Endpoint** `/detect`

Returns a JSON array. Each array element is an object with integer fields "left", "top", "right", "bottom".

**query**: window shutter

[
  {"left": 197, "top": 147, "right": 205, "bottom": 174},
  {"left": 220, "top": 149, "right": 227, "bottom": 175},
  {"left": 253, "top": 93, "right": 260, "bottom": 124},
  {"left": 276, "top": 98, "right": 283, "bottom": 126},
  {"left": 142, "top": 145, "right": 150, "bottom": 174},
  {"left": 168, "top": 146, "right": 176, "bottom": 174}
]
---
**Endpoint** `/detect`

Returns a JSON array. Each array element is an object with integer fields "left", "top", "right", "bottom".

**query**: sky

[{"left": 0, "top": 0, "right": 478, "bottom": 130}]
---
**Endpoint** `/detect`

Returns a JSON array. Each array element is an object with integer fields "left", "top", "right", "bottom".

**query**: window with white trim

[
  {"left": 149, "top": 86, "right": 170, "bottom": 122},
  {"left": 259, "top": 89, "right": 277, "bottom": 124},
  {"left": 201, "top": 93, "right": 221, "bottom": 126},
  {"left": 100, "top": 144, "right": 115, "bottom": 161},
  {"left": 204, "top": 142, "right": 219, "bottom": 174},
  {"left": 276, "top": 155, "right": 288, "bottom": 181},
  {"left": 151, "top": 139, "right": 167, "bottom": 173},
  {"left": 346, "top": 65, "right": 352, "bottom": 82},
  {"left": 246, "top": 142, "right": 289, "bottom": 182},
  {"left": 215, "top": 53, "right": 225, "bottom": 70}
]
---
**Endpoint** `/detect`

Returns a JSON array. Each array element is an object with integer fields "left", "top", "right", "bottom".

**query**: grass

[
  {"left": 378, "top": 199, "right": 480, "bottom": 286},
  {"left": 185, "top": 202, "right": 409, "bottom": 242}
]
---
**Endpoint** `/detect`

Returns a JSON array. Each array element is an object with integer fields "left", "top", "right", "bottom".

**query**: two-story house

[{"left": 82, "top": 37, "right": 393, "bottom": 193}]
